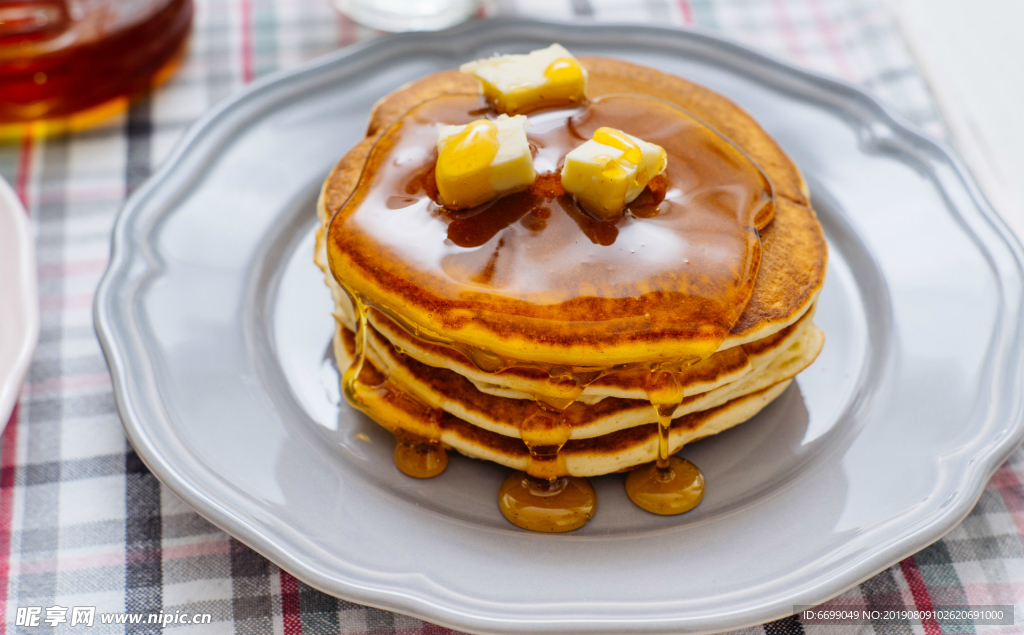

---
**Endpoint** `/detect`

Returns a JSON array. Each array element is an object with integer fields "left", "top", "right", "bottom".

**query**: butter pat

[
  {"left": 436, "top": 114, "right": 536, "bottom": 210},
  {"left": 560, "top": 127, "right": 667, "bottom": 220},
  {"left": 460, "top": 44, "right": 587, "bottom": 115}
]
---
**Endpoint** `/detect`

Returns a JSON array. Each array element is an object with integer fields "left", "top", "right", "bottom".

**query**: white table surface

[{"left": 893, "top": 0, "right": 1024, "bottom": 241}]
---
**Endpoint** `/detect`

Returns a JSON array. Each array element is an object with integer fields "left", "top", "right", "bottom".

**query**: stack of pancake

[{"left": 314, "top": 56, "right": 826, "bottom": 482}]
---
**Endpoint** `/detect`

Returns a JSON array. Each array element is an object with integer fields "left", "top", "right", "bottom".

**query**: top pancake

[{"left": 320, "top": 57, "right": 826, "bottom": 368}]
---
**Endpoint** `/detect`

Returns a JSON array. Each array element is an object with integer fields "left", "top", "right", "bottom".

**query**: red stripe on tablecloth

[
  {"left": 240, "top": 0, "right": 254, "bottom": 83},
  {"left": 16, "top": 129, "right": 32, "bottom": 209},
  {"left": 421, "top": 624, "right": 459, "bottom": 634},
  {"left": 0, "top": 405, "right": 21, "bottom": 635},
  {"left": 677, "top": 0, "right": 694, "bottom": 25},
  {"left": 27, "top": 541, "right": 228, "bottom": 573},
  {"left": 37, "top": 258, "right": 110, "bottom": 280},
  {"left": 36, "top": 187, "right": 124, "bottom": 204},
  {"left": 24, "top": 372, "right": 111, "bottom": 395},
  {"left": 898, "top": 558, "right": 942, "bottom": 635},
  {"left": 17, "top": 540, "right": 232, "bottom": 574},
  {"left": 960, "top": 580, "right": 1024, "bottom": 605},
  {"left": 338, "top": 13, "right": 356, "bottom": 47},
  {"left": 990, "top": 463, "right": 1024, "bottom": 555},
  {"left": 280, "top": 569, "right": 302, "bottom": 635},
  {"left": 770, "top": 0, "right": 805, "bottom": 61},
  {"left": 807, "top": 0, "right": 856, "bottom": 79},
  {"left": 39, "top": 293, "right": 94, "bottom": 312},
  {"left": 422, "top": 624, "right": 461, "bottom": 634}
]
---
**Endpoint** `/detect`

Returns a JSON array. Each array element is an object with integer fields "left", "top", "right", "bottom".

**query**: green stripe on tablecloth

[{"left": 254, "top": 0, "right": 278, "bottom": 78}]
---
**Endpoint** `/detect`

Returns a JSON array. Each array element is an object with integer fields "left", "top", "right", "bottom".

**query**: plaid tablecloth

[{"left": 2, "top": 0, "right": 1021, "bottom": 633}]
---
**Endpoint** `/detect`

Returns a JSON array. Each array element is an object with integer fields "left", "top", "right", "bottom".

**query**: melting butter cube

[
  {"left": 435, "top": 114, "right": 536, "bottom": 210},
  {"left": 460, "top": 44, "right": 587, "bottom": 115},
  {"left": 560, "top": 127, "right": 668, "bottom": 220}
]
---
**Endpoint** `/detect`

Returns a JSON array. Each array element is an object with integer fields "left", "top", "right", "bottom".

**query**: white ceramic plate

[
  {"left": 94, "top": 20, "right": 1024, "bottom": 635},
  {"left": 0, "top": 176, "right": 38, "bottom": 428}
]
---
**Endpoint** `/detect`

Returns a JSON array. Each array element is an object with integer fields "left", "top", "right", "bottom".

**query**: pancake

[
  {"left": 332, "top": 320, "right": 805, "bottom": 477},
  {"left": 320, "top": 59, "right": 810, "bottom": 215},
  {"left": 317, "top": 195, "right": 822, "bottom": 402},
  {"left": 331, "top": 287, "right": 815, "bottom": 404},
  {"left": 311, "top": 49, "right": 828, "bottom": 525},
  {"left": 360, "top": 309, "right": 822, "bottom": 442},
  {"left": 350, "top": 308, "right": 822, "bottom": 441},
  {"left": 320, "top": 59, "right": 827, "bottom": 369}
]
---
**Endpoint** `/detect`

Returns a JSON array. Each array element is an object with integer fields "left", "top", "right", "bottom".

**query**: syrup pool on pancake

[
  {"left": 328, "top": 95, "right": 772, "bottom": 363},
  {"left": 324, "top": 45, "right": 778, "bottom": 532}
]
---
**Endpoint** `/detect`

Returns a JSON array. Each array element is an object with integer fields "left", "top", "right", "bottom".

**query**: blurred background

[
  {"left": 1, "top": 0, "right": 1019, "bottom": 234},
  {"left": 0, "top": 1, "right": 1021, "bottom": 633}
]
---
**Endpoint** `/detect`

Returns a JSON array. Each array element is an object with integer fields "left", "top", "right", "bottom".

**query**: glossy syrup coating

[
  {"left": 329, "top": 90, "right": 774, "bottom": 529},
  {"left": 326, "top": 92, "right": 773, "bottom": 369}
]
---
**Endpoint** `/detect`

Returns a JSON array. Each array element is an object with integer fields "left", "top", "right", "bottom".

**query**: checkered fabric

[{"left": 0, "top": 0, "right": 1020, "bottom": 633}]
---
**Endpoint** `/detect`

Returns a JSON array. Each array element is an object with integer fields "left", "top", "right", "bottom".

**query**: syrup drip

[
  {"left": 519, "top": 403, "right": 573, "bottom": 479},
  {"left": 645, "top": 369, "right": 685, "bottom": 470},
  {"left": 498, "top": 471, "right": 596, "bottom": 532},
  {"left": 341, "top": 288, "right": 449, "bottom": 478},
  {"left": 340, "top": 292, "right": 369, "bottom": 409},
  {"left": 501, "top": 369, "right": 598, "bottom": 527},
  {"left": 624, "top": 369, "right": 706, "bottom": 515}
]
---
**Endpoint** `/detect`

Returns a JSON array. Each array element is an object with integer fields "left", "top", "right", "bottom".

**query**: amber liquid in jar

[{"left": 0, "top": 0, "right": 193, "bottom": 123}]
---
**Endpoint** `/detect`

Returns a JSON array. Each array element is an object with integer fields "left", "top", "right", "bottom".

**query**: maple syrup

[
  {"left": 498, "top": 471, "right": 596, "bottom": 532},
  {"left": 619, "top": 367, "right": 706, "bottom": 515},
  {"left": 327, "top": 90, "right": 771, "bottom": 530},
  {"left": 394, "top": 430, "right": 448, "bottom": 478},
  {"left": 342, "top": 294, "right": 450, "bottom": 478},
  {"left": 519, "top": 404, "right": 572, "bottom": 478},
  {"left": 0, "top": 0, "right": 193, "bottom": 123},
  {"left": 644, "top": 369, "right": 686, "bottom": 469},
  {"left": 326, "top": 92, "right": 773, "bottom": 369},
  {"left": 625, "top": 456, "right": 704, "bottom": 515}
]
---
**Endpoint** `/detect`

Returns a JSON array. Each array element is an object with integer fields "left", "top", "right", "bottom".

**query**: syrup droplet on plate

[
  {"left": 498, "top": 471, "right": 596, "bottom": 532},
  {"left": 623, "top": 369, "right": 705, "bottom": 515},
  {"left": 394, "top": 430, "right": 448, "bottom": 478},
  {"left": 625, "top": 456, "right": 705, "bottom": 515}
]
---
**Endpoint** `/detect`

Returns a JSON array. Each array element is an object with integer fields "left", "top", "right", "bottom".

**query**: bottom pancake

[
  {"left": 361, "top": 308, "right": 823, "bottom": 441},
  {"left": 334, "top": 320, "right": 809, "bottom": 477}
]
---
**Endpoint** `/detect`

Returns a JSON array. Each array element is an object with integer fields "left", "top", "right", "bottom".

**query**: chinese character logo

[
  {"left": 15, "top": 607, "right": 41, "bottom": 627},
  {"left": 71, "top": 606, "right": 96, "bottom": 627},
  {"left": 44, "top": 605, "right": 68, "bottom": 627}
]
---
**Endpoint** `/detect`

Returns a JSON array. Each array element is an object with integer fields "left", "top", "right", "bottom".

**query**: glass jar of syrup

[{"left": 0, "top": 0, "right": 193, "bottom": 124}]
